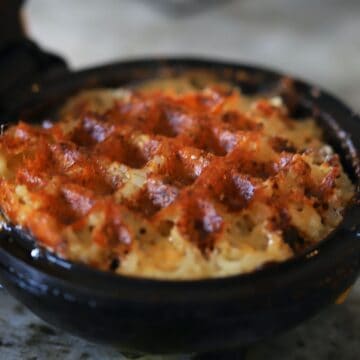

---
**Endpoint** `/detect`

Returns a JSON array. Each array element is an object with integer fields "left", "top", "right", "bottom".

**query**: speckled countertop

[{"left": 1, "top": 0, "right": 359, "bottom": 359}]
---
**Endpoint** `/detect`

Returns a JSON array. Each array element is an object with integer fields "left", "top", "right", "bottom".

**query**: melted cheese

[{"left": 0, "top": 76, "right": 354, "bottom": 279}]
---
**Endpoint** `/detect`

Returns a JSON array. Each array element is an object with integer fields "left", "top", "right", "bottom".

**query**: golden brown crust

[{"left": 0, "top": 77, "right": 354, "bottom": 279}]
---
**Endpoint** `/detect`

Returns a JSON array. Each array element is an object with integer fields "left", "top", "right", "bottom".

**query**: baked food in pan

[{"left": 0, "top": 76, "right": 354, "bottom": 279}]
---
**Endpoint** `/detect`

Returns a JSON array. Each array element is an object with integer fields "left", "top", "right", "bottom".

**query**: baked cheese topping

[{"left": 0, "top": 77, "right": 354, "bottom": 279}]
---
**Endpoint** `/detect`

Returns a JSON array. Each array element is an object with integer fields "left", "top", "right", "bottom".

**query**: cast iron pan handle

[{"left": 0, "top": 0, "right": 68, "bottom": 118}]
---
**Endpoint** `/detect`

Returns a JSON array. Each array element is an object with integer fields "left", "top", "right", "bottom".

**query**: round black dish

[
  {"left": 0, "top": 2, "right": 359, "bottom": 355},
  {"left": 0, "top": 57, "right": 359, "bottom": 355}
]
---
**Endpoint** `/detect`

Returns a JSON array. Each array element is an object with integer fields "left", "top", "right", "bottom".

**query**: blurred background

[
  {"left": 0, "top": 1, "right": 359, "bottom": 359},
  {"left": 25, "top": 0, "right": 360, "bottom": 111}
]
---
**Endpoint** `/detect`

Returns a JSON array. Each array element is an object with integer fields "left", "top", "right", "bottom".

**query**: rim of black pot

[{"left": 0, "top": 57, "right": 359, "bottom": 301}]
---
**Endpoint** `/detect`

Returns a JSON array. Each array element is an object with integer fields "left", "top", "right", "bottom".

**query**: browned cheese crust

[{"left": 0, "top": 76, "right": 354, "bottom": 278}]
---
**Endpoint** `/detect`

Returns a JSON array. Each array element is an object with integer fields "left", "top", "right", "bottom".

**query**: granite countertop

[{"left": 1, "top": 0, "right": 359, "bottom": 358}]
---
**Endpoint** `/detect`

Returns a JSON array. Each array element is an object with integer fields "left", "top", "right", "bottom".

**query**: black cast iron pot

[{"left": 0, "top": 1, "right": 359, "bottom": 356}]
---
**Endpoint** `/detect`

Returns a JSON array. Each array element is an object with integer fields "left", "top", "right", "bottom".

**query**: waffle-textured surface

[{"left": 0, "top": 77, "right": 354, "bottom": 278}]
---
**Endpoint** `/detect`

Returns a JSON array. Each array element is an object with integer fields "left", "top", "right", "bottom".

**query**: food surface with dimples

[{"left": 0, "top": 75, "right": 354, "bottom": 279}]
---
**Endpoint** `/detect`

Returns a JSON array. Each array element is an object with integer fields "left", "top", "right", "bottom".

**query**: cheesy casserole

[{"left": 0, "top": 76, "right": 354, "bottom": 279}]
